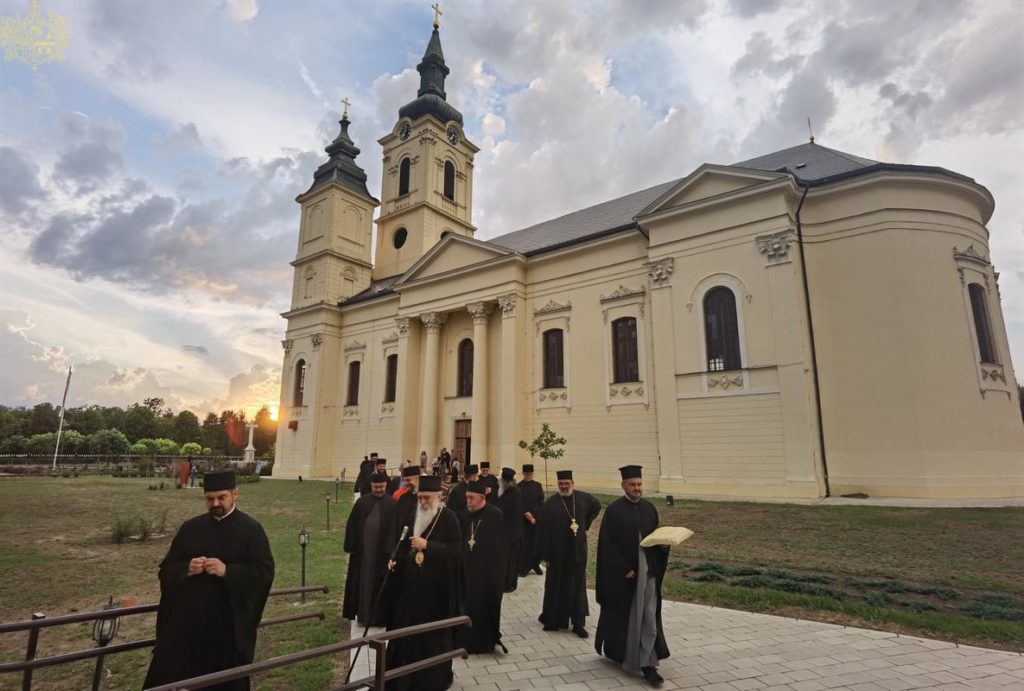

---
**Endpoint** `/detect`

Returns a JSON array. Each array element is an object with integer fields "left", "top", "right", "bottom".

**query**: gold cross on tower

[
  {"left": 341, "top": 96, "right": 351, "bottom": 119},
  {"left": 431, "top": 2, "right": 442, "bottom": 29}
]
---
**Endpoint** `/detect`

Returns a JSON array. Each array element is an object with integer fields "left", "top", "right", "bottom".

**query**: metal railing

[
  {"left": 143, "top": 615, "right": 471, "bottom": 691},
  {"left": 0, "top": 585, "right": 329, "bottom": 690}
]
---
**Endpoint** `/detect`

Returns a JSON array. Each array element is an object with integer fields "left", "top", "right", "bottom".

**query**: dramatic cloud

[{"left": 0, "top": 147, "right": 46, "bottom": 215}]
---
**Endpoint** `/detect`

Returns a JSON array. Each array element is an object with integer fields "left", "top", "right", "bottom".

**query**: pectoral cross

[
  {"left": 468, "top": 536, "right": 476, "bottom": 551},
  {"left": 431, "top": 3, "right": 442, "bottom": 28},
  {"left": 570, "top": 519, "right": 579, "bottom": 536},
  {"left": 341, "top": 96, "right": 351, "bottom": 119}
]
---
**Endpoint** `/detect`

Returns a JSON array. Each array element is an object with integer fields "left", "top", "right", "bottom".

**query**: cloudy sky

[{"left": 1, "top": 0, "right": 1022, "bottom": 417}]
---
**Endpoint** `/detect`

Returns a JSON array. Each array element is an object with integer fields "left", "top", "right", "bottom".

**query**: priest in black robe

[
  {"left": 143, "top": 470, "right": 275, "bottom": 691},
  {"left": 355, "top": 452, "right": 377, "bottom": 496},
  {"left": 445, "top": 463, "right": 478, "bottom": 518},
  {"left": 518, "top": 464, "right": 545, "bottom": 577},
  {"left": 595, "top": 465, "right": 670, "bottom": 687},
  {"left": 393, "top": 466, "right": 421, "bottom": 531},
  {"left": 457, "top": 481, "right": 508, "bottom": 654},
  {"left": 497, "top": 467, "right": 523, "bottom": 593},
  {"left": 535, "top": 469, "right": 601, "bottom": 637},
  {"left": 384, "top": 476, "right": 464, "bottom": 690},
  {"left": 478, "top": 461, "right": 499, "bottom": 503},
  {"left": 343, "top": 472, "right": 398, "bottom": 626}
]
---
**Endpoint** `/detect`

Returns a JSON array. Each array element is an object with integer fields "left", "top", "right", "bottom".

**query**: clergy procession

[{"left": 341, "top": 458, "right": 678, "bottom": 689}]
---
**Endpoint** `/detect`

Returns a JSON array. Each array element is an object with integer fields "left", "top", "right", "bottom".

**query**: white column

[
  {"left": 647, "top": 258, "right": 682, "bottom": 488},
  {"left": 468, "top": 302, "right": 493, "bottom": 463},
  {"left": 497, "top": 293, "right": 521, "bottom": 468},
  {"left": 418, "top": 312, "right": 445, "bottom": 456}
]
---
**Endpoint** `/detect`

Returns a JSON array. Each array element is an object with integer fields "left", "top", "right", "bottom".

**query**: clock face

[
  {"left": 447, "top": 127, "right": 459, "bottom": 145},
  {"left": 399, "top": 123, "right": 412, "bottom": 141}
]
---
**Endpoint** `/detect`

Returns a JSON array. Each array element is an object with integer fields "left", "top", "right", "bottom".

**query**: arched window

[
  {"left": 384, "top": 354, "right": 398, "bottom": 403},
  {"left": 457, "top": 338, "right": 473, "bottom": 396},
  {"left": 611, "top": 317, "right": 639, "bottom": 383},
  {"left": 293, "top": 359, "right": 306, "bottom": 406},
  {"left": 398, "top": 157, "right": 410, "bottom": 196},
  {"left": 346, "top": 361, "right": 361, "bottom": 406},
  {"left": 968, "top": 283, "right": 998, "bottom": 364},
  {"left": 543, "top": 328, "right": 565, "bottom": 388},
  {"left": 704, "top": 287, "right": 741, "bottom": 372},
  {"left": 443, "top": 161, "right": 455, "bottom": 200}
]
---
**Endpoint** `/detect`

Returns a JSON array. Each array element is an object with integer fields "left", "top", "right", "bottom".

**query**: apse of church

[{"left": 274, "top": 22, "right": 1024, "bottom": 500}]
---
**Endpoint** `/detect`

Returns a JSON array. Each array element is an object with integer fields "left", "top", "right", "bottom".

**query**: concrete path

[{"left": 349, "top": 571, "right": 1023, "bottom": 690}]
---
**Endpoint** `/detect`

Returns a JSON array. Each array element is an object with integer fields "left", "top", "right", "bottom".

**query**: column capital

[
  {"left": 395, "top": 317, "right": 411, "bottom": 336},
  {"left": 420, "top": 311, "right": 447, "bottom": 333},
  {"left": 467, "top": 301, "right": 494, "bottom": 324},
  {"left": 646, "top": 257, "right": 674, "bottom": 288},
  {"left": 496, "top": 293, "right": 517, "bottom": 318}
]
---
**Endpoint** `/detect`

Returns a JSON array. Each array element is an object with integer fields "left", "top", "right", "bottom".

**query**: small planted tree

[{"left": 517, "top": 423, "right": 567, "bottom": 491}]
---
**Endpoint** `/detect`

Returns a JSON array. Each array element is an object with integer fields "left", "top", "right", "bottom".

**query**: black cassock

[
  {"left": 594, "top": 497, "right": 670, "bottom": 665},
  {"left": 535, "top": 491, "right": 601, "bottom": 628},
  {"left": 384, "top": 507, "right": 464, "bottom": 691},
  {"left": 479, "top": 473, "right": 499, "bottom": 503},
  {"left": 497, "top": 484, "right": 523, "bottom": 592},
  {"left": 446, "top": 481, "right": 468, "bottom": 518},
  {"left": 355, "top": 459, "right": 375, "bottom": 495},
  {"left": 143, "top": 510, "right": 275, "bottom": 691},
  {"left": 457, "top": 503, "right": 508, "bottom": 653},
  {"left": 394, "top": 491, "right": 418, "bottom": 535},
  {"left": 342, "top": 494, "right": 398, "bottom": 625},
  {"left": 518, "top": 479, "right": 545, "bottom": 575}
]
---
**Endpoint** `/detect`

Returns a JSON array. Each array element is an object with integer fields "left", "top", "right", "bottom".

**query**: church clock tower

[{"left": 372, "top": 20, "right": 479, "bottom": 279}]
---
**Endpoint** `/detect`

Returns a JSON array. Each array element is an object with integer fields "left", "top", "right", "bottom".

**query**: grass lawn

[
  {"left": 0, "top": 476, "right": 351, "bottom": 690},
  {"left": 1, "top": 478, "right": 1021, "bottom": 691}
]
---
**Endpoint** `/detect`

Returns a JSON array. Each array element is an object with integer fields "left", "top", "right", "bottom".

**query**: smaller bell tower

[{"left": 372, "top": 18, "right": 478, "bottom": 280}]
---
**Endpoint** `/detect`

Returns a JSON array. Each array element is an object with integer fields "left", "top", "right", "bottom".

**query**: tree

[
  {"left": 86, "top": 429, "right": 130, "bottom": 455},
  {"left": 201, "top": 413, "right": 224, "bottom": 455},
  {"left": 0, "top": 406, "right": 28, "bottom": 438},
  {"left": 123, "top": 404, "right": 158, "bottom": 442},
  {"left": 253, "top": 406, "right": 276, "bottom": 456},
  {"left": 0, "top": 434, "right": 27, "bottom": 454},
  {"left": 173, "top": 410, "right": 202, "bottom": 445},
  {"left": 143, "top": 397, "right": 166, "bottom": 413},
  {"left": 518, "top": 423, "right": 567, "bottom": 491},
  {"left": 29, "top": 403, "right": 59, "bottom": 435},
  {"left": 220, "top": 410, "right": 247, "bottom": 456},
  {"left": 66, "top": 405, "right": 106, "bottom": 436},
  {"left": 59, "top": 430, "right": 86, "bottom": 454},
  {"left": 181, "top": 442, "right": 203, "bottom": 456}
]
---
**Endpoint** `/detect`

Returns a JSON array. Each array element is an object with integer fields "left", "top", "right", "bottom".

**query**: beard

[
  {"left": 209, "top": 506, "right": 226, "bottom": 517},
  {"left": 558, "top": 488, "right": 573, "bottom": 497},
  {"left": 413, "top": 500, "right": 441, "bottom": 536}
]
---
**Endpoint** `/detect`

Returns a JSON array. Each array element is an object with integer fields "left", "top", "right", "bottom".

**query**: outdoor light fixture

[
  {"left": 91, "top": 596, "right": 120, "bottom": 691},
  {"left": 666, "top": 495, "right": 674, "bottom": 507},
  {"left": 325, "top": 494, "right": 331, "bottom": 531},
  {"left": 335, "top": 477, "right": 340, "bottom": 502},
  {"left": 298, "top": 527, "right": 310, "bottom": 603}
]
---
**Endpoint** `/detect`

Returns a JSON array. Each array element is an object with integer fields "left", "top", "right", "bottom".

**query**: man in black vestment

[
  {"left": 595, "top": 465, "right": 670, "bottom": 687},
  {"left": 343, "top": 472, "right": 398, "bottom": 626},
  {"left": 384, "top": 476, "right": 463, "bottom": 690},
  {"left": 393, "top": 466, "right": 421, "bottom": 530},
  {"left": 478, "top": 461, "right": 499, "bottom": 503},
  {"left": 535, "top": 469, "right": 600, "bottom": 637},
  {"left": 143, "top": 470, "right": 275, "bottom": 691},
  {"left": 445, "top": 463, "right": 477, "bottom": 518},
  {"left": 355, "top": 452, "right": 378, "bottom": 496},
  {"left": 497, "top": 467, "right": 523, "bottom": 593},
  {"left": 457, "top": 481, "right": 507, "bottom": 654},
  {"left": 518, "top": 464, "right": 545, "bottom": 577}
]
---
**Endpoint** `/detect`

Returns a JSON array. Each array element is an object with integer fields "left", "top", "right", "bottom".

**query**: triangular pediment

[
  {"left": 638, "top": 164, "right": 786, "bottom": 218},
  {"left": 394, "top": 234, "right": 517, "bottom": 287}
]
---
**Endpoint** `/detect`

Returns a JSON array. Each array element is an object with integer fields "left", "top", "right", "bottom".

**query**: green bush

[
  {"left": 961, "top": 595, "right": 1024, "bottom": 621},
  {"left": 691, "top": 562, "right": 727, "bottom": 574},
  {"left": 110, "top": 516, "right": 135, "bottom": 544},
  {"left": 180, "top": 442, "right": 203, "bottom": 456},
  {"left": 87, "top": 429, "right": 130, "bottom": 455},
  {"left": 0, "top": 434, "right": 27, "bottom": 454}
]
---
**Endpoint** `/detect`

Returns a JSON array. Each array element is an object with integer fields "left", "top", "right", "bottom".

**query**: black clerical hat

[
  {"left": 401, "top": 466, "right": 420, "bottom": 478},
  {"left": 523, "top": 464, "right": 534, "bottom": 473},
  {"left": 466, "top": 481, "right": 486, "bottom": 494},
  {"left": 501, "top": 467, "right": 515, "bottom": 480},
  {"left": 204, "top": 469, "right": 235, "bottom": 491},
  {"left": 419, "top": 476, "right": 442, "bottom": 492},
  {"left": 556, "top": 470, "right": 573, "bottom": 481},
  {"left": 464, "top": 464, "right": 479, "bottom": 475},
  {"left": 369, "top": 472, "right": 389, "bottom": 483},
  {"left": 619, "top": 465, "right": 642, "bottom": 480},
  {"left": 480, "top": 462, "right": 491, "bottom": 468},
  {"left": 370, "top": 451, "right": 379, "bottom": 457}
]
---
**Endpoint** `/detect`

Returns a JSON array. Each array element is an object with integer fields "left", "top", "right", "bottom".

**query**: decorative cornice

[
  {"left": 953, "top": 244, "right": 990, "bottom": 266},
  {"left": 281, "top": 339, "right": 293, "bottom": 353},
  {"left": 600, "top": 285, "right": 646, "bottom": 303},
  {"left": 646, "top": 258, "right": 674, "bottom": 288},
  {"left": 382, "top": 332, "right": 399, "bottom": 345},
  {"left": 533, "top": 299, "right": 571, "bottom": 315},
  {"left": 344, "top": 339, "right": 366, "bottom": 353},
  {"left": 756, "top": 231, "right": 795, "bottom": 263},
  {"left": 310, "top": 333, "right": 323, "bottom": 348},
  {"left": 396, "top": 317, "right": 410, "bottom": 336},
  {"left": 421, "top": 311, "right": 447, "bottom": 333},
  {"left": 981, "top": 366, "right": 1006, "bottom": 383},
  {"left": 497, "top": 293, "right": 516, "bottom": 317},
  {"left": 467, "top": 301, "right": 494, "bottom": 324}
]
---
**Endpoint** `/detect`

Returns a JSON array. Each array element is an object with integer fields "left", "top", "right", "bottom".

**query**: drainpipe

[{"left": 795, "top": 184, "right": 831, "bottom": 497}]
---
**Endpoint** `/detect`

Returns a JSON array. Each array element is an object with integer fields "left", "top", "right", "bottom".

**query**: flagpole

[{"left": 52, "top": 365, "right": 73, "bottom": 471}]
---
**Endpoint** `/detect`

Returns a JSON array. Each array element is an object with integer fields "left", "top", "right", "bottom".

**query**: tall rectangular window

[
  {"left": 384, "top": 354, "right": 398, "bottom": 403},
  {"left": 293, "top": 360, "right": 306, "bottom": 406},
  {"left": 968, "top": 283, "right": 998, "bottom": 364},
  {"left": 346, "top": 361, "right": 361, "bottom": 406},
  {"left": 704, "top": 287, "right": 742, "bottom": 372},
  {"left": 611, "top": 317, "right": 640, "bottom": 383},
  {"left": 543, "top": 328, "right": 564, "bottom": 388}
]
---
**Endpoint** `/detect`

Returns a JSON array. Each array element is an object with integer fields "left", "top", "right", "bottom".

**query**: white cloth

[{"left": 622, "top": 542, "right": 659, "bottom": 672}]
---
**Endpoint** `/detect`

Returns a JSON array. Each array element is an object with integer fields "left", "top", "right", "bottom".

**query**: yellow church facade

[{"left": 274, "top": 26, "right": 1023, "bottom": 499}]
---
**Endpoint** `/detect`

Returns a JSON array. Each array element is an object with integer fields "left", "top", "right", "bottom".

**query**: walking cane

[{"left": 345, "top": 525, "right": 409, "bottom": 684}]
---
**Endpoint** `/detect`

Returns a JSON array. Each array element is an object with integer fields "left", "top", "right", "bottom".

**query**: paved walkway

[{"left": 349, "top": 572, "right": 1023, "bottom": 690}]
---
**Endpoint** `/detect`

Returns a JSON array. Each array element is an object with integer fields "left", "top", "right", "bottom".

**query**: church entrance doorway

[{"left": 453, "top": 419, "right": 471, "bottom": 466}]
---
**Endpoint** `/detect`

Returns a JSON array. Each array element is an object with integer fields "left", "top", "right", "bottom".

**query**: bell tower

[{"left": 372, "top": 19, "right": 479, "bottom": 279}]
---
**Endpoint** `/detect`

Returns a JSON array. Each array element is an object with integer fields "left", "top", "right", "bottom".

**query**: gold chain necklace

[
  {"left": 467, "top": 516, "right": 482, "bottom": 551},
  {"left": 414, "top": 507, "right": 443, "bottom": 566},
  {"left": 562, "top": 494, "right": 579, "bottom": 536}
]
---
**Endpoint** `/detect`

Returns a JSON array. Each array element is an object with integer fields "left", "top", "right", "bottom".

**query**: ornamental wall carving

[
  {"left": 534, "top": 299, "right": 571, "bottom": 315},
  {"left": 344, "top": 339, "right": 366, "bottom": 352},
  {"left": 497, "top": 293, "right": 516, "bottom": 317},
  {"left": 281, "top": 339, "right": 293, "bottom": 353},
  {"left": 756, "top": 231, "right": 795, "bottom": 263},
  {"left": 310, "top": 333, "right": 323, "bottom": 348},
  {"left": 600, "top": 285, "right": 646, "bottom": 303},
  {"left": 396, "top": 317, "right": 410, "bottom": 336},
  {"left": 708, "top": 374, "right": 744, "bottom": 390},
  {"left": 467, "top": 302, "right": 494, "bottom": 323},
  {"left": 421, "top": 312, "right": 446, "bottom": 333},
  {"left": 646, "top": 258, "right": 674, "bottom": 288}
]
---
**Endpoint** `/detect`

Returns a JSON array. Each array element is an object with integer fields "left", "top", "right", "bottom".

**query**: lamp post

[
  {"left": 325, "top": 494, "right": 331, "bottom": 531},
  {"left": 335, "top": 476, "right": 340, "bottom": 502},
  {"left": 298, "top": 527, "right": 310, "bottom": 604},
  {"left": 91, "top": 596, "right": 120, "bottom": 691}
]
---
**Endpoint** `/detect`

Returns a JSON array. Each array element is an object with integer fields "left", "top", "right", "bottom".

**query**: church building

[{"left": 274, "top": 23, "right": 1023, "bottom": 499}]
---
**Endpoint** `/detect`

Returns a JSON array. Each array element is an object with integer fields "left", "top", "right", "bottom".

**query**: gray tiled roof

[
  {"left": 733, "top": 141, "right": 878, "bottom": 181},
  {"left": 342, "top": 273, "right": 403, "bottom": 307}
]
